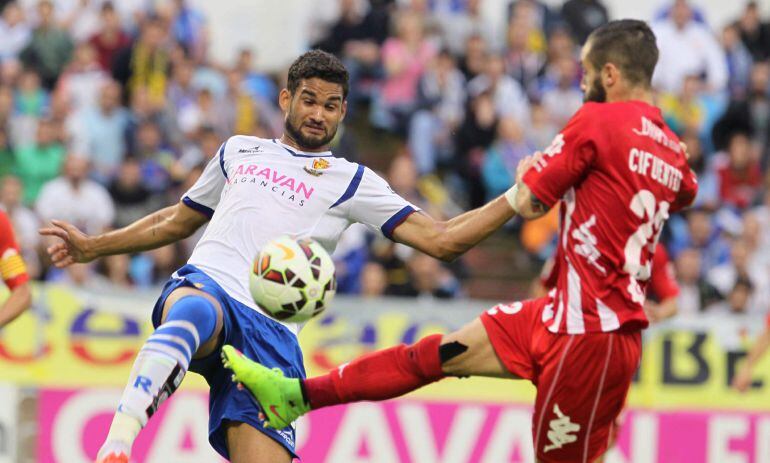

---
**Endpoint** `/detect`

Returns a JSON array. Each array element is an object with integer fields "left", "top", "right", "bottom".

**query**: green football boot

[{"left": 220, "top": 345, "right": 310, "bottom": 429}]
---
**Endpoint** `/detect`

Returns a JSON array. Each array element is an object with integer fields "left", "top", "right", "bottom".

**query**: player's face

[
  {"left": 281, "top": 78, "right": 346, "bottom": 151},
  {"left": 580, "top": 43, "right": 607, "bottom": 103}
]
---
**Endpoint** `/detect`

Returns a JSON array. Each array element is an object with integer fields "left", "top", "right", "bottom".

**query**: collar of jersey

[{"left": 272, "top": 139, "right": 333, "bottom": 158}]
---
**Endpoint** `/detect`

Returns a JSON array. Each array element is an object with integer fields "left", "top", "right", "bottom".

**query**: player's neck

[
  {"left": 279, "top": 134, "right": 330, "bottom": 153},
  {"left": 607, "top": 86, "right": 654, "bottom": 106}
]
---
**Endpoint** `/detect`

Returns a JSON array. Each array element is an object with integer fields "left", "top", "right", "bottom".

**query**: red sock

[{"left": 302, "top": 334, "right": 444, "bottom": 409}]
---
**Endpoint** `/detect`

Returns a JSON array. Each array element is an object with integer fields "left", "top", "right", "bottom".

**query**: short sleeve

[
  {"left": 670, "top": 165, "right": 699, "bottom": 213},
  {"left": 181, "top": 142, "right": 227, "bottom": 219},
  {"left": 0, "top": 212, "right": 28, "bottom": 289},
  {"left": 347, "top": 167, "right": 420, "bottom": 240},
  {"left": 522, "top": 106, "right": 598, "bottom": 208},
  {"left": 648, "top": 244, "right": 679, "bottom": 300}
]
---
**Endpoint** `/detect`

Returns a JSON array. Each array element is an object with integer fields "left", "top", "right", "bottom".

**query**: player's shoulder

[{"left": 222, "top": 135, "right": 272, "bottom": 156}]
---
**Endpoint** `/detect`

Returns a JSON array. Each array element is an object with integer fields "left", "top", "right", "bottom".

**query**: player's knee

[{"left": 165, "top": 295, "right": 219, "bottom": 347}]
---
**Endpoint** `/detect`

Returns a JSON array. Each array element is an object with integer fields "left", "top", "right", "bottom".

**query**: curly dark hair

[{"left": 287, "top": 50, "right": 349, "bottom": 99}]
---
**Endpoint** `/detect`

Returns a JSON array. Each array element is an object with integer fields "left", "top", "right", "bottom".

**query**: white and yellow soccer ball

[{"left": 249, "top": 236, "right": 337, "bottom": 323}]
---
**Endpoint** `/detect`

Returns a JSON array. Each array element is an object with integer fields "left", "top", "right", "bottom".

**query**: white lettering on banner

[
  {"left": 756, "top": 417, "right": 770, "bottom": 463},
  {"left": 144, "top": 395, "right": 220, "bottom": 463},
  {"left": 0, "top": 384, "right": 17, "bottom": 463},
  {"left": 481, "top": 409, "right": 535, "bottom": 463},
  {"left": 397, "top": 403, "right": 485, "bottom": 463},
  {"left": 325, "top": 403, "right": 399, "bottom": 463},
  {"left": 708, "top": 415, "right": 749, "bottom": 463}
]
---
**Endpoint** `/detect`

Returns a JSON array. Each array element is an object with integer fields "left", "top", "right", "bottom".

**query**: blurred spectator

[
  {"left": 371, "top": 10, "right": 437, "bottom": 133},
  {"left": 652, "top": 0, "right": 727, "bottom": 94},
  {"left": 408, "top": 49, "right": 465, "bottom": 175},
  {"left": 539, "top": 56, "right": 582, "bottom": 127},
  {"left": 235, "top": 49, "right": 278, "bottom": 104},
  {"left": 434, "top": 0, "right": 492, "bottom": 56},
  {"left": 407, "top": 252, "right": 461, "bottom": 298},
  {"left": 507, "top": 0, "right": 559, "bottom": 38},
  {"left": 0, "top": 2, "right": 31, "bottom": 63},
  {"left": 166, "top": 0, "right": 207, "bottom": 63},
  {"left": 482, "top": 117, "right": 534, "bottom": 199},
  {"left": 14, "top": 68, "right": 48, "bottom": 117},
  {"left": 504, "top": 22, "right": 544, "bottom": 95},
  {"left": 707, "top": 230, "right": 770, "bottom": 314},
  {"left": 712, "top": 61, "right": 770, "bottom": 164},
  {"left": 561, "top": 0, "right": 609, "bottom": 45},
  {"left": 55, "top": 42, "right": 109, "bottom": 114},
  {"left": 467, "top": 53, "right": 529, "bottom": 122},
  {"left": 459, "top": 34, "right": 488, "bottom": 81},
  {"left": 216, "top": 69, "right": 279, "bottom": 138},
  {"left": 675, "top": 248, "right": 709, "bottom": 317},
  {"left": 61, "top": 0, "right": 101, "bottom": 43},
  {"left": 133, "top": 120, "right": 175, "bottom": 192},
  {"left": 0, "top": 175, "right": 40, "bottom": 277},
  {"left": 332, "top": 223, "right": 369, "bottom": 294},
  {"left": 669, "top": 208, "right": 732, "bottom": 272},
  {"left": 88, "top": 2, "right": 130, "bottom": 72},
  {"left": 107, "top": 157, "right": 161, "bottom": 229},
  {"left": 69, "top": 80, "right": 129, "bottom": 181},
  {"left": 360, "top": 261, "right": 387, "bottom": 297},
  {"left": 454, "top": 91, "right": 498, "bottom": 207},
  {"left": 722, "top": 23, "right": 754, "bottom": 98},
  {"left": 659, "top": 75, "right": 724, "bottom": 143},
  {"left": 0, "top": 128, "right": 13, "bottom": 178},
  {"left": 112, "top": 17, "right": 170, "bottom": 107},
  {"left": 706, "top": 276, "right": 754, "bottom": 317},
  {"left": 35, "top": 154, "right": 114, "bottom": 234},
  {"left": 19, "top": 0, "right": 74, "bottom": 89},
  {"left": 14, "top": 117, "right": 64, "bottom": 205},
  {"left": 526, "top": 101, "right": 558, "bottom": 150},
  {"left": 713, "top": 131, "right": 762, "bottom": 210},
  {"left": 736, "top": 1, "right": 770, "bottom": 62}
]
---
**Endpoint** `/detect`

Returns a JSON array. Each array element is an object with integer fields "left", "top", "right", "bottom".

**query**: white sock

[{"left": 98, "top": 320, "right": 201, "bottom": 457}]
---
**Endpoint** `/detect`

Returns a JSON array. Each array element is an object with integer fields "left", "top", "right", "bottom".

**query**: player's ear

[
  {"left": 340, "top": 100, "right": 347, "bottom": 121},
  {"left": 603, "top": 62, "right": 619, "bottom": 87},
  {"left": 279, "top": 89, "right": 291, "bottom": 113}
]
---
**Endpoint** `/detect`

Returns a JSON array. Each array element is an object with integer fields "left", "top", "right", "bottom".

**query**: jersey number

[{"left": 623, "top": 190, "right": 669, "bottom": 304}]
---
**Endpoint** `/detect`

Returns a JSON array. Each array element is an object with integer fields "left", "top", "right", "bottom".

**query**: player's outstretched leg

[
  {"left": 96, "top": 293, "right": 220, "bottom": 463},
  {"left": 223, "top": 318, "right": 513, "bottom": 429}
]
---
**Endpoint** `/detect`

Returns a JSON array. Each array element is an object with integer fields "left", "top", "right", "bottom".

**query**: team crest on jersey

[{"left": 304, "top": 158, "right": 331, "bottom": 176}]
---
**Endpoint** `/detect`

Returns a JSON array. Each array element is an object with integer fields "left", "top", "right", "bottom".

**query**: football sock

[
  {"left": 301, "top": 333, "right": 444, "bottom": 409},
  {"left": 98, "top": 296, "right": 217, "bottom": 458}
]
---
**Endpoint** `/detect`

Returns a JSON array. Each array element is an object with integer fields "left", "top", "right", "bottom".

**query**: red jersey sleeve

[
  {"left": 648, "top": 244, "right": 679, "bottom": 300},
  {"left": 522, "top": 105, "right": 598, "bottom": 208},
  {"left": 0, "top": 211, "right": 29, "bottom": 290},
  {"left": 670, "top": 164, "right": 698, "bottom": 213}
]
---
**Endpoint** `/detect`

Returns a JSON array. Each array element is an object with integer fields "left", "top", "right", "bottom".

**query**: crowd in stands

[{"left": 1, "top": 0, "right": 769, "bottom": 319}]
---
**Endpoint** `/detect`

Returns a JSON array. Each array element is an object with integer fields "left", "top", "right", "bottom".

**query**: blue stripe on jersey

[
  {"left": 273, "top": 139, "right": 333, "bottom": 158},
  {"left": 182, "top": 196, "right": 214, "bottom": 219},
  {"left": 330, "top": 164, "right": 365, "bottom": 209},
  {"left": 219, "top": 141, "right": 228, "bottom": 179},
  {"left": 382, "top": 205, "right": 417, "bottom": 241}
]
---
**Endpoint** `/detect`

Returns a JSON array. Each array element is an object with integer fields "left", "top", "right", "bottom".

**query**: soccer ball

[{"left": 249, "top": 236, "right": 337, "bottom": 323}]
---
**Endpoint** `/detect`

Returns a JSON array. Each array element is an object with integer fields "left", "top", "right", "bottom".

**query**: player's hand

[
  {"left": 39, "top": 220, "right": 97, "bottom": 267},
  {"left": 732, "top": 366, "right": 753, "bottom": 393},
  {"left": 680, "top": 141, "right": 689, "bottom": 160},
  {"left": 515, "top": 151, "right": 541, "bottom": 185}
]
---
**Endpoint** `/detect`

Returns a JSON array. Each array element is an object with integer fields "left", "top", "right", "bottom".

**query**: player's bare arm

[
  {"left": 392, "top": 195, "right": 516, "bottom": 262},
  {"left": 733, "top": 328, "right": 770, "bottom": 393},
  {"left": 40, "top": 201, "right": 208, "bottom": 268},
  {"left": 513, "top": 153, "right": 550, "bottom": 219},
  {"left": 0, "top": 281, "right": 31, "bottom": 328}
]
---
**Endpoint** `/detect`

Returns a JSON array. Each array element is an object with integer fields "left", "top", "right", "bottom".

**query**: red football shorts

[{"left": 480, "top": 297, "right": 641, "bottom": 463}]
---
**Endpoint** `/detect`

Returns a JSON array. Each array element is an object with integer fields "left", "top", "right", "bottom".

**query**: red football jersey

[
  {"left": 0, "top": 210, "right": 29, "bottom": 290},
  {"left": 523, "top": 101, "right": 697, "bottom": 334}
]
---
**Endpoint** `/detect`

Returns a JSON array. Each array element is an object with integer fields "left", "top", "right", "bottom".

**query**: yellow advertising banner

[{"left": 1, "top": 284, "right": 769, "bottom": 410}]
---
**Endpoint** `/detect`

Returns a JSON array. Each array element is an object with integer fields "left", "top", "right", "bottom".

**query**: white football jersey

[{"left": 182, "top": 136, "right": 418, "bottom": 333}]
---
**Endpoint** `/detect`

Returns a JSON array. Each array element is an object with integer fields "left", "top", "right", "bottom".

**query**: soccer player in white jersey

[{"left": 41, "top": 50, "right": 521, "bottom": 463}]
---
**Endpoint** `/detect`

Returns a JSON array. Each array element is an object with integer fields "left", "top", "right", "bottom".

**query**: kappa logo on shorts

[{"left": 544, "top": 404, "right": 581, "bottom": 453}]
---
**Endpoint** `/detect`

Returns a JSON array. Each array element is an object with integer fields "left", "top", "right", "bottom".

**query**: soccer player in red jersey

[
  {"left": 223, "top": 20, "right": 699, "bottom": 462},
  {"left": 0, "top": 209, "right": 32, "bottom": 327}
]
